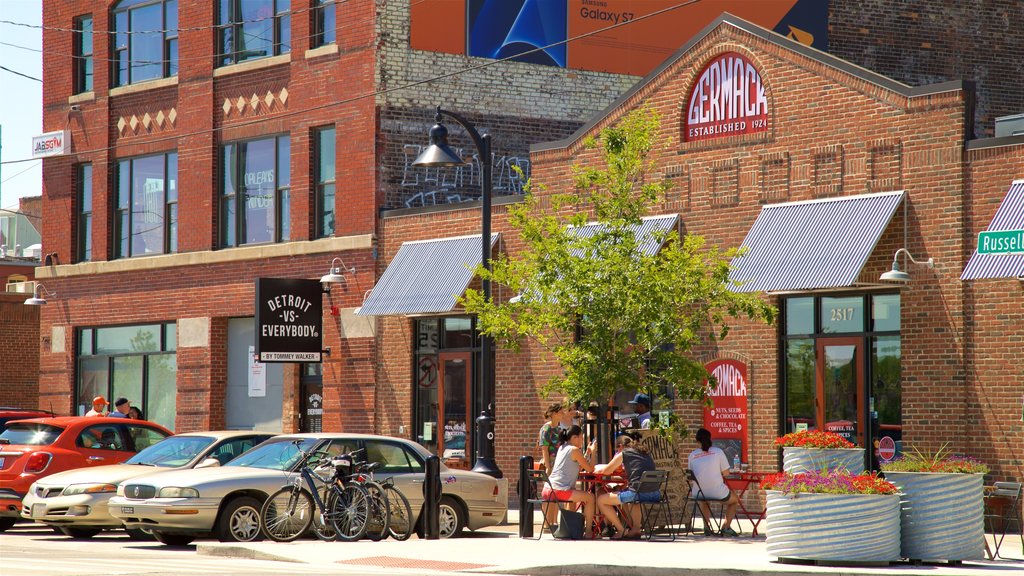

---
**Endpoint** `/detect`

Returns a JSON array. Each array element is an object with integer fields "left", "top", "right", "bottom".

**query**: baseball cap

[
  {"left": 627, "top": 393, "right": 651, "bottom": 406},
  {"left": 114, "top": 397, "right": 130, "bottom": 407},
  {"left": 92, "top": 396, "right": 108, "bottom": 405}
]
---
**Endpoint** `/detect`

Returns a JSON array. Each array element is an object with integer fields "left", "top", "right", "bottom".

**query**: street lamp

[{"left": 412, "top": 106, "right": 502, "bottom": 478}]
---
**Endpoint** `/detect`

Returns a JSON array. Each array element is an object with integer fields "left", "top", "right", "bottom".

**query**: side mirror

[{"left": 195, "top": 457, "right": 221, "bottom": 469}]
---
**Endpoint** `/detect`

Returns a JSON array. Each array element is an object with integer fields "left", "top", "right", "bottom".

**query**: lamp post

[{"left": 412, "top": 106, "right": 502, "bottom": 478}]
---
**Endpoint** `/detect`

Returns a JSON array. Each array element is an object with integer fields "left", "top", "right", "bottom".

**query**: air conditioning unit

[{"left": 6, "top": 280, "right": 35, "bottom": 294}]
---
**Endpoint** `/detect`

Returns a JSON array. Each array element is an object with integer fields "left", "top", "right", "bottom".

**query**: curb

[{"left": 196, "top": 543, "right": 305, "bottom": 564}]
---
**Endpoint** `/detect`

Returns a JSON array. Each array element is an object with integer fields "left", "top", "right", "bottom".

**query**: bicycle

[
  {"left": 260, "top": 441, "right": 370, "bottom": 542},
  {"left": 344, "top": 452, "right": 412, "bottom": 541},
  {"left": 347, "top": 458, "right": 391, "bottom": 541}
]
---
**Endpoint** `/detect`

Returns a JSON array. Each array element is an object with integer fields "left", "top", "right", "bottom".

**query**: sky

[{"left": 0, "top": 0, "right": 43, "bottom": 211}]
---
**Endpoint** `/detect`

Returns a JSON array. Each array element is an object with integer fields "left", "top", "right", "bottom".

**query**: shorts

[
  {"left": 542, "top": 486, "right": 574, "bottom": 501},
  {"left": 618, "top": 490, "right": 661, "bottom": 504}
]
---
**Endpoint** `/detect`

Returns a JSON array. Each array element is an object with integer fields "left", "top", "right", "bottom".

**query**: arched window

[{"left": 112, "top": 0, "right": 178, "bottom": 86}]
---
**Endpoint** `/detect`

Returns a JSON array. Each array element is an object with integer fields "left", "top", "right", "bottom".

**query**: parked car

[
  {"left": 0, "top": 416, "right": 172, "bottom": 532},
  {"left": 21, "top": 431, "right": 274, "bottom": 539},
  {"left": 110, "top": 433, "right": 509, "bottom": 546},
  {"left": 0, "top": 408, "right": 54, "bottom": 431}
]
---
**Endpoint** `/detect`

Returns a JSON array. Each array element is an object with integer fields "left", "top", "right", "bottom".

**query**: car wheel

[
  {"left": 217, "top": 496, "right": 262, "bottom": 542},
  {"left": 152, "top": 531, "right": 195, "bottom": 546},
  {"left": 59, "top": 527, "right": 101, "bottom": 539},
  {"left": 438, "top": 496, "right": 465, "bottom": 539},
  {"left": 0, "top": 518, "right": 16, "bottom": 532},
  {"left": 126, "top": 528, "right": 154, "bottom": 541}
]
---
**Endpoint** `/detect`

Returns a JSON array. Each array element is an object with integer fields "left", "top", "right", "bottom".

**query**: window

[
  {"left": 221, "top": 135, "right": 290, "bottom": 247},
  {"left": 315, "top": 127, "right": 335, "bottom": 237},
  {"left": 77, "top": 323, "right": 177, "bottom": 431},
  {"left": 115, "top": 152, "right": 177, "bottom": 258},
  {"left": 364, "top": 440, "right": 423, "bottom": 474},
  {"left": 126, "top": 425, "right": 170, "bottom": 451},
  {"left": 73, "top": 15, "right": 93, "bottom": 93},
  {"left": 112, "top": 0, "right": 178, "bottom": 86},
  {"left": 80, "top": 425, "right": 125, "bottom": 451},
  {"left": 312, "top": 0, "right": 335, "bottom": 47},
  {"left": 77, "top": 164, "right": 93, "bottom": 262},
  {"left": 218, "top": 0, "right": 290, "bottom": 66}
]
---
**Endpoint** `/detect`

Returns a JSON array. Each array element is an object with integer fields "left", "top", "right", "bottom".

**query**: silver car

[
  {"left": 109, "top": 433, "right": 509, "bottom": 546},
  {"left": 21, "top": 431, "right": 272, "bottom": 539}
]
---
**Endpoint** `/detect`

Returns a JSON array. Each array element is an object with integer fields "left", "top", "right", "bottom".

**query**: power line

[
  {"left": 0, "top": 0, "right": 704, "bottom": 167},
  {"left": 0, "top": 64, "right": 41, "bottom": 82},
  {"left": 1, "top": 161, "right": 41, "bottom": 184}
]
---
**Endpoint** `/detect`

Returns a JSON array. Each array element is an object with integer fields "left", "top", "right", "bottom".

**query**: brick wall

[{"left": 0, "top": 293, "right": 40, "bottom": 408}]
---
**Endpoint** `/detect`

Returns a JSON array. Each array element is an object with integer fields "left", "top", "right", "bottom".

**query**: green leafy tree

[{"left": 462, "top": 108, "right": 775, "bottom": 408}]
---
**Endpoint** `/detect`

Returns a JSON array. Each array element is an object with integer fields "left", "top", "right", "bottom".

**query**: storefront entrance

[
  {"left": 816, "top": 337, "right": 865, "bottom": 447},
  {"left": 300, "top": 363, "right": 323, "bottom": 433}
]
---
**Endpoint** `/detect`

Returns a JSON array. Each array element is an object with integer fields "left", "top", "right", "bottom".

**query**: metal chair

[
  {"left": 635, "top": 469, "right": 675, "bottom": 541},
  {"left": 984, "top": 481, "right": 1022, "bottom": 560},
  {"left": 682, "top": 469, "right": 733, "bottom": 535},
  {"left": 525, "top": 468, "right": 576, "bottom": 540}
]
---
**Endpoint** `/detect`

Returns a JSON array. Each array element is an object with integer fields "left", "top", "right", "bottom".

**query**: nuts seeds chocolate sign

[{"left": 255, "top": 278, "right": 323, "bottom": 362}]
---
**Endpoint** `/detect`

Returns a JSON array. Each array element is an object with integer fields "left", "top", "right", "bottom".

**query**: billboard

[
  {"left": 255, "top": 278, "right": 323, "bottom": 363},
  {"left": 411, "top": 0, "right": 829, "bottom": 76}
]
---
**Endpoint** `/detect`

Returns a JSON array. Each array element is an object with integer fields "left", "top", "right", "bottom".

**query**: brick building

[{"left": 35, "top": 1, "right": 1022, "bottom": 491}]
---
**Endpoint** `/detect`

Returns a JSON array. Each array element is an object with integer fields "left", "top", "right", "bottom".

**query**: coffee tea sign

[
  {"left": 255, "top": 278, "right": 323, "bottom": 362},
  {"left": 685, "top": 52, "right": 769, "bottom": 142},
  {"left": 702, "top": 358, "right": 749, "bottom": 463}
]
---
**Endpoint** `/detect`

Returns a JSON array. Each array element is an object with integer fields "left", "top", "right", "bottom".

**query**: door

[
  {"left": 225, "top": 318, "right": 284, "bottom": 431},
  {"left": 815, "top": 337, "right": 866, "bottom": 447},
  {"left": 300, "top": 364, "right": 323, "bottom": 433},
  {"left": 439, "top": 352, "right": 472, "bottom": 466}
]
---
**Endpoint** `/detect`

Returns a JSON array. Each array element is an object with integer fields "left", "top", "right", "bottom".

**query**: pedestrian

[
  {"left": 85, "top": 396, "right": 108, "bottom": 417},
  {"left": 539, "top": 401, "right": 568, "bottom": 528},
  {"left": 688, "top": 427, "right": 740, "bottom": 536},
  {"left": 627, "top": 393, "right": 652, "bottom": 429},
  {"left": 596, "top": 432, "right": 658, "bottom": 539},
  {"left": 128, "top": 406, "right": 144, "bottom": 420},
  {"left": 108, "top": 397, "right": 131, "bottom": 418}
]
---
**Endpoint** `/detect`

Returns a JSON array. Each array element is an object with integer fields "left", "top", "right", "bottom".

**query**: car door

[
  {"left": 362, "top": 439, "right": 426, "bottom": 512},
  {"left": 76, "top": 424, "right": 130, "bottom": 467}
]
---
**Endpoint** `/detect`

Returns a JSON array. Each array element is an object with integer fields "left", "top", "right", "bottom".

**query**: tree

[{"left": 462, "top": 108, "right": 775, "bottom": 409}]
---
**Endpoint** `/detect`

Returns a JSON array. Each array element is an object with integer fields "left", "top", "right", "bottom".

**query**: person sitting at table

[
  {"left": 688, "top": 427, "right": 740, "bottom": 537},
  {"left": 595, "top": 432, "right": 657, "bottom": 539},
  {"left": 544, "top": 424, "right": 597, "bottom": 537}
]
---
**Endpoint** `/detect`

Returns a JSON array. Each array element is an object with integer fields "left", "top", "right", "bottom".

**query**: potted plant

[
  {"left": 774, "top": 430, "right": 865, "bottom": 474},
  {"left": 761, "top": 470, "right": 901, "bottom": 564},
  {"left": 881, "top": 445, "right": 988, "bottom": 563}
]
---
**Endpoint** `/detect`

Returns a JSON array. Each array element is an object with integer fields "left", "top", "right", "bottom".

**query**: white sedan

[{"left": 109, "top": 433, "right": 508, "bottom": 546}]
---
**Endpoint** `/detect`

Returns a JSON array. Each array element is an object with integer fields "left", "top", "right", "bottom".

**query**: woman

[
  {"left": 688, "top": 428, "right": 739, "bottom": 536},
  {"left": 127, "top": 406, "right": 144, "bottom": 420},
  {"left": 538, "top": 402, "right": 567, "bottom": 474},
  {"left": 544, "top": 425, "right": 597, "bottom": 535},
  {"left": 596, "top": 433, "right": 657, "bottom": 539}
]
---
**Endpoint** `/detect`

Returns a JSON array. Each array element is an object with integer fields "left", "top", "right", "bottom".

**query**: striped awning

[
  {"left": 961, "top": 180, "right": 1024, "bottom": 280},
  {"left": 729, "top": 191, "right": 905, "bottom": 293},
  {"left": 357, "top": 234, "right": 499, "bottom": 316},
  {"left": 570, "top": 214, "right": 680, "bottom": 256}
]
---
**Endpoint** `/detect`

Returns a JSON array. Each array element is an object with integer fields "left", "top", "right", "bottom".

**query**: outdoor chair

[
  {"left": 524, "top": 468, "right": 576, "bottom": 539},
  {"left": 635, "top": 469, "right": 675, "bottom": 541},
  {"left": 984, "top": 481, "right": 1022, "bottom": 560},
  {"left": 681, "top": 469, "right": 733, "bottom": 536}
]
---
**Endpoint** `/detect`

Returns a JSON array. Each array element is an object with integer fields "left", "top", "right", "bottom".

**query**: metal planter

[
  {"left": 765, "top": 491, "right": 901, "bottom": 563},
  {"left": 782, "top": 447, "right": 865, "bottom": 474},
  {"left": 883, "top": 472, "right": 985, "bottom": 561}
]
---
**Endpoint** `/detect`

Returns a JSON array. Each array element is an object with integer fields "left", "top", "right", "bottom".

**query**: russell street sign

[{"left": 977, "top": 229, "right": 1024, "bottom": 255}]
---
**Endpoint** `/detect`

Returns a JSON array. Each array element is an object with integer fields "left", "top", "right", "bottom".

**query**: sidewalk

[{"left": 196, "top": 511, "right": 1023, "bottom": 576}]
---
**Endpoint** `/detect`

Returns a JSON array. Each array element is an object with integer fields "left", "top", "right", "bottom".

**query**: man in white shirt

[
  {"left": 688, "top": 428, "right": 739, "bottom": 536},
  {"left": 85, "top": 396, "right": 108, "bottom": 417}
]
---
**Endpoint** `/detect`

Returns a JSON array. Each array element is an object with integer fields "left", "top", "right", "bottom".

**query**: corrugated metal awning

[
  {"left": 961, "top": 180, "right": 1024, "bottom": 280},
  {"left": 571, "top": 214, "right": 680, "bottom": 256},
  {"left": 729, "top": 191, "right": 905, "bottom": 293},
  {"left": 357, "top": 234, "right": 499, "bottom": 316}
]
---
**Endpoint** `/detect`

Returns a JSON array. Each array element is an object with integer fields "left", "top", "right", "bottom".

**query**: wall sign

[
  {"left": 255, "top": 278, "right": 323, "bottom": 362},
  {"left": 685, "top": 52, "right": 769, "bottom": 142},
  {"left": 31, "top": 130, "right": 71, "bottom": 158},
  {"left": 702, "top": 358, "right": 749, "bottom": 463},
  {"left": 247, "top": 345, "right": 266, "bottom": 397}
]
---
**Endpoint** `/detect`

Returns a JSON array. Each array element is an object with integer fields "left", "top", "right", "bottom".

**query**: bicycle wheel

[
  {"left": 331, "top": 483, "right": 370, "bottom": 542},
  {"left": 261, "top": 486, "right": 313, "bottom": 542},
  {"left": 363, "top": 481, "right": 391, "bottom": 541},
  {"left": 311, "top": 487, "right": 337, "bottom": 542},
  {"left": 383, "top": 484, "right": 414, "bottom": 541}
]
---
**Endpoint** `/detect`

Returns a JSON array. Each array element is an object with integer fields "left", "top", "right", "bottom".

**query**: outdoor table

[
  {"left": 578, "top": 471, "right": 627, "bottom": 538},
  {"left": 725, "top": 471, "right": 767, "bottom": 537}
]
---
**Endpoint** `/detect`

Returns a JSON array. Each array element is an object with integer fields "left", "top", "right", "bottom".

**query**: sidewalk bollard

[
  {"left": 518, "top": 455, "right": 534, "bottom": 538},
  {"left": 423, "top": 455, "right": 441, "bottom": 539}
]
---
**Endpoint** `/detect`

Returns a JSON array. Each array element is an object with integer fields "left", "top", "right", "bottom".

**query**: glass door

[
  {"left": 815, "top": 337, "right": 865, "bottom": 447},
  {"left": 300, "top": 363, "right": 323, "bottom": 433},
  {"left": 438, "top": 352, "right": 471, "bottom": 467}
]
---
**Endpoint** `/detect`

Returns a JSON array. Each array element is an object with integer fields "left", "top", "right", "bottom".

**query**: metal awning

[
  {"left": 570, "top": 214, "right": 680, "bottom": 256},
  {"left": 961, "top": 180, "right": 1024, "bottom": 280},
  {"left": 729, "top": 191, "right": 905, "bottom": 293},
  {"left": 357, "top": 234, "right": 499, "bottom": 316}
]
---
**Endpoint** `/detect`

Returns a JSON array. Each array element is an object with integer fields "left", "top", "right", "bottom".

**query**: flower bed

[
  {"left": 774, "top": 431, "right": 864, "bottom": 474},
  {"left": 774, "top": 430, "right": 856, "bottom": 449}
]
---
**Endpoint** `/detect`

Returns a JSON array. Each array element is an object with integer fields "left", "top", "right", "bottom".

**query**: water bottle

[{"left": 732, "top": 454, "right": 740, "bottom": 472}]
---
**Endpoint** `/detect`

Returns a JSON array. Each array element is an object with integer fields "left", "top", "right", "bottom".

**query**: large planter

[
  {"left": 883, "top": 471, "right": 985, "bottom": 562},
  {"left": 765, "top": 491, "right": 901, "bottom": 564},
  {"left": 782, "top": 447, "right": 865, "bottom": 474}
]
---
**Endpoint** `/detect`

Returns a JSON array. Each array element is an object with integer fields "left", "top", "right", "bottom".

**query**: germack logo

[{"left": 685, "top": 52, "right": 769, "bottom": 142}]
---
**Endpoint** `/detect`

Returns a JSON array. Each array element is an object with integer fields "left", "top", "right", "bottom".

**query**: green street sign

[{"left": 977, "top": 229, "right": 1024, "bottom": 255}]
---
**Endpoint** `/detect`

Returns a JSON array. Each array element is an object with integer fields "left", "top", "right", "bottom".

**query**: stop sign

[{"left": 878, "top": 436, "right": 896, "bottom": 461}]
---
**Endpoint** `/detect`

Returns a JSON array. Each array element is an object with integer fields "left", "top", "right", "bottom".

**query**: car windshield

[
  {"left": 0, "top": 423, "right": 63, "bottom": 446},
  {"left": 225, "top": 438, "right": 318, "bottom": 471},
  {"left": 125, "top": 436, "right": 215, "bottom": 467}
]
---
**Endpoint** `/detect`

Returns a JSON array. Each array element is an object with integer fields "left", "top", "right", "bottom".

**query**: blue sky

[{"left": 0, "top": 0, "right": 43, "bottom": 210}]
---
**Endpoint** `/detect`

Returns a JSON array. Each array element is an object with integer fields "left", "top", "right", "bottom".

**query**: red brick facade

[{"left": 0, "top": 292, "right": 40, "bottom": 409}]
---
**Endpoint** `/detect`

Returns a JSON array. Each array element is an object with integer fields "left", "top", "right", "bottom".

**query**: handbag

[{"left": 553, "top": 508, "right": 586, "bottom": 540}]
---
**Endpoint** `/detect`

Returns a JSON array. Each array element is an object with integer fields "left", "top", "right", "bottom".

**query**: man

[
  {"left": 688, "top": 428, "right": 740, "bottom": 536},
  {"left": 85, "top": 396, "right": 108, "bottom": 417},
  {"left": 627, "top": 393, "right": 652, "bottom": 429},
  {"left": 108, "top": 397, "right": 131, "bottom": 418}
]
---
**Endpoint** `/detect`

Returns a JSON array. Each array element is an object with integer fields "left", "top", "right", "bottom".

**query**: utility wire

[
  {"left": 0, "top": 64, "right": 42, "bottom": 82},
  {"left": 0, "top": 0, "right": 704, "bottom": 166},
  {"left": 1, "top": 161, "right": 41, "bottom": 184}
]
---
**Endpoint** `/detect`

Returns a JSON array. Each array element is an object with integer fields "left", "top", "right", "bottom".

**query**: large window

[
  {"left": 112, "top": 0, "right": 178, "bottom": 86},
  {"left": 221, "top": 136, "right": 290, "bottom": 246},
  {"left": 315, "top": 126, "right": 335, "bottom": 238},
  {"left": 78, "top": 323, "right": 177, "bottom": 431},
  {"left": 77, "top": 164, "right": 92, "bottom": 262},
  {"left": 312, "top": 0, "right": 335, "bottom": 47},
  {"left": 74, "top": 15, "right": 94, "bottom": 93},
  {"left": 115, "top": 152, "right": 177, "bottom": 258},
  {"left": 218, "top": 0, "right": 290, "bottom": 66}
]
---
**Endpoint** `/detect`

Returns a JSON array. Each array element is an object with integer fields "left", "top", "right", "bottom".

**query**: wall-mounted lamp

[
  {"left": 880, "top": 248, "right": 934, "bottom": 282},
  {"left": 320, "top": 257, "right": 355, "bottom": 292},
  {"left": 24, "top": 283, "right": 55, "bottom": 306}
]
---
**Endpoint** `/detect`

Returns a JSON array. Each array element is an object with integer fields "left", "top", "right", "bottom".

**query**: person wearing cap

[
  {"left": 85, "top": 396, "right": 108, "bottom": 417},
  {"left": 628, "top": 393, "right": 652, "bottom": 429},
  {"left": 108, "top": 397, "right": 131, "bottom": 418}
]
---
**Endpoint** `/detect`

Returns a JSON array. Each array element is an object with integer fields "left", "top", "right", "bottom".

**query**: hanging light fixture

[
  {"left": 880, "top": 248, "right": 934, "bottom": 282},
  {"left": 320, "top": 257, "right": 355, "bottom": 291},
  {"left": 24, "top": 283, "right": 54, "bottom": 306}
]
